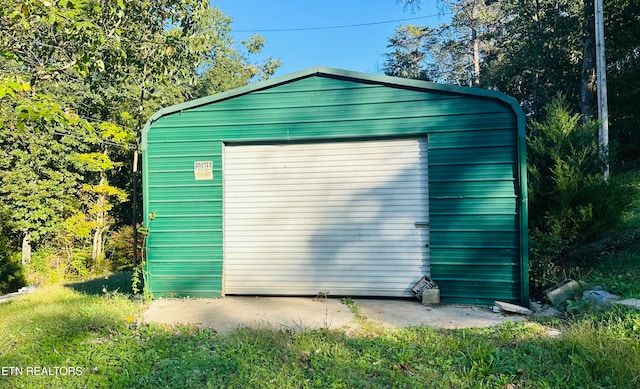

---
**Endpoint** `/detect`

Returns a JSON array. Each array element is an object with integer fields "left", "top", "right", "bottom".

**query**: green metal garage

[{"left": 141, "top": 66, "right": 528, "bottom": 305}]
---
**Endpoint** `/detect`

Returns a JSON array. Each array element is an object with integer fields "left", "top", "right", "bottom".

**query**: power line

[
  {"left": 234, "top": 13, "right": 448, "bottom": 33},
  {"left": 76, "top": 114, "right": 138, "bottom": 134},
  {"left": 52, "top": 114, "right": 138, "bottom": 148},
  {"left": 10, "top": 120, "right": 135, "bottom": 148},
  {"left": 53, "top": 130, "right": 135, "bottom": 148}
]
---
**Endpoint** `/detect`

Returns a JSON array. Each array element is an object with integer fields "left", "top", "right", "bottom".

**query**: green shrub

[
  {"left": 26, "top": 244, "right": 93, "bottom": 285},
  {"left": 527, "top": 95, "right": 639, "bottom": 294},
  {"left": 104, "top": 225, "right": 137, "bottom": 271},
  {"left": 27, "top": 246, "right": 64, "bottom": 285},
  {"left": 66, "top": 246, "right": 93, "bottom": 279},
  {"left": 0, "top": 252, "right": 26, "bottom": 294},
  {"left": 528, "top": 228, "right": 564, "bottom": 293},
  {"left": 0, "top": 213, "right": 26, "bottom": 293}
]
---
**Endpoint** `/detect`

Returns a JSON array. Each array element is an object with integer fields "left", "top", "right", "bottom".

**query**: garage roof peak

[{"left": 144, "top": 66, "right": 524, "bottom": 133}]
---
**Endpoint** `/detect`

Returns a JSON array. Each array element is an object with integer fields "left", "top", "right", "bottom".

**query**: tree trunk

[
  {"left": 472, "top": 27, "right": 480, "bottom": 87},
  {"left": 91, "top": 174, "right": 108, "bottom": 265},
  {"left": 581, "top": 0, "right": 597, "bottom": 123},
  {"left": 471, "top": 0, "right": 480, "bottom": 88},
  {"left": 92, "top": 226, "right": 104, "bottom": 264},
  {"left": 21, "top": 230, "right": 31, "bottom": 267},
  {"left": 531, "top": 70, "right": 539, "bottom": 119}
]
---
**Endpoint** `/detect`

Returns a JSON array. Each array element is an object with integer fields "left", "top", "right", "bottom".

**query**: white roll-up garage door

[{"left": 223, "top": 137, "right": 429, "bottom": 297}]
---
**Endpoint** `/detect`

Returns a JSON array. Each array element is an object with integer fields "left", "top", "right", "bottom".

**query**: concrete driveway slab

[
  {"left": 143, "top": 296, "right": 355, "bottom": 334},
  {"left": 354, "top": 299, "right": 523, "bottom": 330},
  {"left": 144, "top": 296, "right": 525, "bottom": 334}
]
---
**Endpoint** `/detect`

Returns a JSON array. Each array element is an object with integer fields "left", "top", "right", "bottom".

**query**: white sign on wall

[{"left": 194, "top": 160, "right": 213, "bottom": 180}]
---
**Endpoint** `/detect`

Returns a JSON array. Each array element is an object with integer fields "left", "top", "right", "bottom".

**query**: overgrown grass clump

[{"left": 1, "top": 281, "right": 639, "bottom": 388}]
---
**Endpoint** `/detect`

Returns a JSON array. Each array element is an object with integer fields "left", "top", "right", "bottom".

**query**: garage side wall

[{"left": 143, "top": 73, "right": 525, "bottom": 304}]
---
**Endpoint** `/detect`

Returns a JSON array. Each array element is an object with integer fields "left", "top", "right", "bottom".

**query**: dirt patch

[{"left": 143, "top": 296, "right": 525, "bottom": 334}]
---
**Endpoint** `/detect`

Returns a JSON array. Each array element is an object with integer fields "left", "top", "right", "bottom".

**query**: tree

[
  {"left": 0, "top": 0, "right": 280, "bottom": 278},
  {"left": 396, "top": 0, "right": 422, "bottom": 12},
  {"left": 444, "top": 0, "right": 485, "bottom": 88},
  {"left": 604, "top": 0, "right": 640, "bottom": 170},
  {"left": 0, "top": 76, "right": 87, "bottom": 265},
  {"left": 71, "top": 0, "right": 280, "bottom": 266},
  {"left": 73, "top": 123, "right": 132, "bottom": 264},
  {"left": 195, "top": 34, "right": 280, "bottom": 97},
  {"left": 392, "top": 0, "right": 585, "bottom": 114},
  {"left": 386, "top": 0, "right": 508, "bottom": 87},
  {"left": 527, "top": 95, "right": 636, "bottom": 291},
  {"left": 481, "top": 1, "right": 584, "bottom": 117},
  {"left": 0, "top": 0, "right": 103, "bottom": 89},
  {"left": 0, "top": 199, "right": 25, "bottom": 293},
  {"left": 581, "top": 0, "right": 597, "bottom": 123},
  {"left": 68, "top": 1, "right": 280, "bottom": 128},
  {"left": 383, "top": 25, "right": 437, "bottom": 81}
]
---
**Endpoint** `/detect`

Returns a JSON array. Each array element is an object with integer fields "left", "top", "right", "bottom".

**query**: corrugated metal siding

[
  {"left": 144, "top": 140, "right": 224, "bottom": 297},
  {"left": 143, "top": 70, "right": 526, "bottom": 304},
  {"left": 428, "top": 127, "right": 521, "bottom": 304},
  {"left": 223, "top": 138, "right": 429, "bottom": 297}
]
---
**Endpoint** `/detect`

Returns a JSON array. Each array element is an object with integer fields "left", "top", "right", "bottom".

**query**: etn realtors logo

[{"left": 1, "top": 366, "right": 84, "bottom": 376}]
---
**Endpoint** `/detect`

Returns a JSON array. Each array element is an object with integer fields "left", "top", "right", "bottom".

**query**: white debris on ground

[
  {"left": 0, "top": 286, "right": 38, "bottom": 304},
  {"left": 614, "top": 298, "right": 640, "bottom": 310}
]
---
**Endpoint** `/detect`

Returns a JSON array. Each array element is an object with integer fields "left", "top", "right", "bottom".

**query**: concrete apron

[{"left": 143, "top": 296, "right": 524, "bottom": 335}]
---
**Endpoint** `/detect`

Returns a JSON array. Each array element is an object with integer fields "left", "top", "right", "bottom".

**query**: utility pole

[{"left": 595, "top": 0, "right": 609, "bottom": 180}]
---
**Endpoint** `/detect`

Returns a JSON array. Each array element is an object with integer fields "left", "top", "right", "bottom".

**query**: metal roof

[{"left": 143, "top": 66, "right": 525, "bottom": 138}]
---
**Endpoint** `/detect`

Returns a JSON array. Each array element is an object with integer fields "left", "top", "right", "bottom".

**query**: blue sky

[{"left": 214, "top": 1, "right": 449, "bottom": 77}]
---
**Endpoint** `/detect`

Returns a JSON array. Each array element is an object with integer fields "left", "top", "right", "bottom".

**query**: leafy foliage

[
  {"left": 527, "top": 96, "right": 638, "bottom": 293},
  {"left": 0, "top": 253, "right": 24, "bottom": 294},
  {"left": 0, "top": 76, "right": 87, "bottom": 265},
  {"left": 104, "top": 225, "right": 138, "bottom": 272},
  {"left": 0, "top": 0, "right": 279, "bottom": 282},
  {"left": 385, "top": 1, "right": 511, "bottom": 87},
  {"left": 383, "top": 25, "right": 437, "bottom": 81},
  {"left": 481, "top": 0, "right": 584, "bottom": 116},
  {"left": 0, "top": 204, "right": 24, "bottom": 293},
  {"left": 390, "top": 0, "right": 640, "bottom": 168}
]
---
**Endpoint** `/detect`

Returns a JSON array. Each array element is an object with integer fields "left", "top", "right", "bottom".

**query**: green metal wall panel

[
  {"left": 429, "top": 164, "right": 517, "bottom": 182},
  {"left": 142, "top": 67, "right": 528, "bottom": 304},
  {"left": 148, "top": 246, "right": 222, "bottom": 261},
  {"left": 146, "top": 276, "right": 223, "bottom": 298},
  {"left": 428, "top": 125, "right": 522, "bottom": 303},
  {"left": 148, "top": 261, "right": 222, "bottom": 277},
  {"left": 437, "top": 279, "right": 521, "bottom": 305},
  {"left": 146, "top": 202, "right": 221, "bottom": 216},
  {"left": 430, "top": 197, "right": 518, "bottom": 215}
]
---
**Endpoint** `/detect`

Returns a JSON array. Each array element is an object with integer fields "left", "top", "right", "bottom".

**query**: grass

[
  {"left": 533, "top": 193, "right": 640, "bottom": 302},
  {"left": 578, "top": 212, "right": 640, "bottom": 298},
  {"left": 1, "top": 205, "right": 640, "bottom": 388},
  {"left": 0, "top": 280, "right": 639, "bottom": 388}
]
